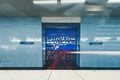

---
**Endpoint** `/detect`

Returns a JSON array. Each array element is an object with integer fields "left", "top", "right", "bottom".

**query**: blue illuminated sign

[
  {"left": 20, "top": 41, "right": 34, "bottom": 45},
  {"left": 89, "top": 42, "right": 103, "bottom": 45}
]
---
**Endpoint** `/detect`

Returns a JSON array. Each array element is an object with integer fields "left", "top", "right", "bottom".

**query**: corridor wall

[
  {"left": 1, "top": 17, "right": 120, "bottom": 69},
  {"left": 0, "top": 17, "right": 44, "bottom": 68},
  {"left": 80, "top": 17, "right": 120, "bottom": 68}
]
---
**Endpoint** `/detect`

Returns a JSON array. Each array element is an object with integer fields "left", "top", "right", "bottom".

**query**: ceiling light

[
  {"left": 108, "top": 0, "right": 120, "bottom": 3},
  {"left": 33, "top": 0, "right": 57, "bottom": 4},
  {"left": 61, "top": 0, "right": 85, "bottom": 3},
  {"left": 85, "top": 5, "right": 104, "bottom": 11},
  {"left": 42, "top": 17, "right": 81, "bottom": 23}
]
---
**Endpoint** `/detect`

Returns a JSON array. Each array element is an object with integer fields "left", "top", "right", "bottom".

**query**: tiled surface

[
  {"left": 80, "top": 17, "right": 120, "bottom": 68},
  {"left": 0, "top": 70, "right": 120, "bottom": 80},
  {"left": 0, "top": 17, "right": 43, "bottom": 67}
]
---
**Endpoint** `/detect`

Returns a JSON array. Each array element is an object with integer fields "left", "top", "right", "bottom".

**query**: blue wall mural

[{"left": 45, "top": 28, "right": 77, "bottom": 50}]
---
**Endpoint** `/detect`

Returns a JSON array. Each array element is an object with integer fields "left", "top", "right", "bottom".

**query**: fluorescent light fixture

[
  {"left": 85, "top": 5, "right": 104, "bottom": 11},
  {"left": 81, "top": 38, "right": 88, "bottom": 42},
  {"left": 94, "top": 37, "right": 111, "bottom": 42},
  {"left": 108, "top": 0, "right": 120, "bottom": 3},
  {"left": 70, "top": 51, "right": 120, "bottom": 55},
  {"left": 33, "top": 0, "right": 57, "bottom": 4},
  {"left": 61, "top": 0, "right": 85, "bottom": 3},
  {"left": 10, "top": 37, "right": 21, "bottom": 42},
  {"left": 26, "top": 38, "right": 42, "bottom": 42}
]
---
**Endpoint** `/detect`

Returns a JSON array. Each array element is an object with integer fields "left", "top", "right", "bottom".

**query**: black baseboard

[
  {"left": 0, "top": 67, "right": 44, "bottom": 70},
  {"left": 78, "top": 67, "right": 120, "bottom": 70},
  {"left": 1, "top": 67, "right": 120, "bottom": 70}
]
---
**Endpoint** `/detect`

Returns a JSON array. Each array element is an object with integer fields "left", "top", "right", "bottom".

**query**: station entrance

[{"left": 43, "top": 23, "right": 80, "bottom": 69}]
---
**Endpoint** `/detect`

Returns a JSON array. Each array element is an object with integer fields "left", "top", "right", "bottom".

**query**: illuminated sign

[
  {"left": 89, "top": 42, "right": 103, "bottom": 45},
  {"left": 20, "top": 41, "right": 34, "bottom": 45}
]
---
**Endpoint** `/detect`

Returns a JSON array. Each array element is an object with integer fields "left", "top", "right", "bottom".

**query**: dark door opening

[{"left": 43, "top": 23, "right": 80, "bottom": 70}]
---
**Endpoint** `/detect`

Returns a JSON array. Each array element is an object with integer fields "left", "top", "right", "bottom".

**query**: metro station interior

[{"left": 0, "top": 0, "right": 120, "bottom": 70}]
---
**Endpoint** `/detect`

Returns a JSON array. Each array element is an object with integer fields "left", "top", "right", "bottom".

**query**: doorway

[{"left": 43, "top": 23, "right": 80, "bottom": 69}]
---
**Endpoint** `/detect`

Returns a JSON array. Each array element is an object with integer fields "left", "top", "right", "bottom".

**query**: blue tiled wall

[
  {"left": 1, "top": 17, "right": 120, "bottom": 68},
  {"left": 0, "top": 17, "right": 44, "bottom": 67},
  {"left": 80, "top": 17, "right": 120, "bottom": 68}
]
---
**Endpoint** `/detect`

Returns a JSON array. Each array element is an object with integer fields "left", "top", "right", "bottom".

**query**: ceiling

[{"left": 0, "top": 0, "right": 120, "bottom": 17}]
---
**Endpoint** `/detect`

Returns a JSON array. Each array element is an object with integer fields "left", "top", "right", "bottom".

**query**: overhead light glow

[
  {"left": 42, "top": 17, "right": 81, "bottom": 23},
  {"left": 108, "top": 0, "right": 120, "bottom": 3},
  {"left": 85, "top": 5, "right": 104, "bottom": 11},
  {"left": 61, "top": 0, "right": 85, "bottom": 3},
  {"left": 33, "top": 0, "right": 57, "bottom": 4}
]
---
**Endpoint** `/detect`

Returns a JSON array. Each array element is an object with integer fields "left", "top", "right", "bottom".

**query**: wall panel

[
  {"left": 0, "top": 17, "right": 43, "bottom": 67},
  {"left": 80, "top": 17, "right": 120, "bottom": 68}
]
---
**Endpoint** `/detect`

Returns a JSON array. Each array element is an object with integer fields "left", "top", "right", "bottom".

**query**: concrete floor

[{"left": 0, "top": 70, "right": 120, "bottom": 80}]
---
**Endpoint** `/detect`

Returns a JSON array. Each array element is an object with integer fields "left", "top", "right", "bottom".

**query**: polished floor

[{"left": 0, "top": 70, "right": 120, "bottom": 80}]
